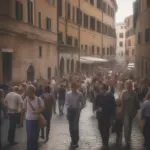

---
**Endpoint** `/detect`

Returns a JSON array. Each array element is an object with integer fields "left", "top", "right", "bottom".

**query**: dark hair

[
  {"left": 102, "top": 84, "right": 108, "bottom": 91},
  {"left": 44, "top": 85, "right": 51, "bottom": 93},
  {"left": 71, "top": 81, "right": 77, "bottom": 88}
]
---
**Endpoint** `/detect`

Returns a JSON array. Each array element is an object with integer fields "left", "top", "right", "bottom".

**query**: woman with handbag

[{"left": 22, "top": 85, "right": 45, "bottom": 150}]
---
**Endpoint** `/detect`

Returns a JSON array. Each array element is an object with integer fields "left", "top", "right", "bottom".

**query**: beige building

[
  {"left": 124, "top": 15, "right": 135, "bottom": 64},
  {"left": 134, "top": 0, "right": 150, "bottom": 77},
  {"left": 58, "top": 0, "right": 117, "bottom": 76},
  {"left": 0, "top": 0, "right": 57, "bottom": 83}
]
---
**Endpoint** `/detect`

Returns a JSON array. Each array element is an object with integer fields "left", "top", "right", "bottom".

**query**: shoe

[
  {"left": 40, "top": 136, "right": 45, "bottom": 139},
  {"left": 71, "top": 144, "right": 79, "bottom": 148},
  {"left": 101, "top": 145, "right": 109, "bottom": 150},
  {"left": 44, "top": 138, "right": 49, "bottom": 143}
]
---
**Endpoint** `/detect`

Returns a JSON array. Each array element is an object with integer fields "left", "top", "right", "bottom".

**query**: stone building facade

[
  {"left": 125, "top": 15, "right": 135, "bottom": 64},
  {"left": 0, "top": 0, "right": 118, "bottom": 82},
  {"left": 116, "top": 23, "right": 126, "bottom": 64},
  {"left": 133, "top": 0, "right": 150, "bottom": 78},
  {"left": 0, "top": 0, "right": 57, "bottom": 83},
  {"left": 58, "top": 0, "right": 117, "bottom": 76}
]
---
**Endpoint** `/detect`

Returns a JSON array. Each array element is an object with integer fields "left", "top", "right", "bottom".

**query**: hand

[
  {"left": 98, "top": 107, "right": 103, "bottom": 112},
  {"left": 18, "top": 123, "right": 23, "bottom": 128}
]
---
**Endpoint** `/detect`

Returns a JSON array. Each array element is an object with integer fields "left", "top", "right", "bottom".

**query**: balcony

[{"left": 58, "top": 42, "right": 80, "bottom": 54}]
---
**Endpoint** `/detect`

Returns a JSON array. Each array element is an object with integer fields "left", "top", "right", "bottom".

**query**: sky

[{"left": 116, "top": 0, "right": 135, "bottom": 23}]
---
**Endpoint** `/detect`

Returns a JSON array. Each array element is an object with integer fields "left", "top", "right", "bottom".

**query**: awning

[
  {"left": 80, "top": 56, "right": 108, "bottom": 64},
  {"left": 80, "top": 59, "right": 94, "bottom": 64}
]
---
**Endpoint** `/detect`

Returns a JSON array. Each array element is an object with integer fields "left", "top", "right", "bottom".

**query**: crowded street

[
  {"left": 1, "top": 0, "right": 150, "bottom": 150},
  {"left": 2, "top": 101, "right": 144, "bottom": 150}
]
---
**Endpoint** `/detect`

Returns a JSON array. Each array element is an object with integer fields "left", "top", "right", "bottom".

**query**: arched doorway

[
  {"left": 60, "top": 57, "right": 64, "bottom": 77},
  {"left": 47, "top": 67, "right": 51, "bottom": 80},
  {"left": 27, "top": 65, "right": 35, "bottom": 81},
  {"left": 76, "top": 61, "right": 80, "bottom": 72},
  {"left": 71, "top": 59, "right": 74, "bottom": 73},
  {"left": 67, "top": 59, "right": 70, "bottom": 73}
]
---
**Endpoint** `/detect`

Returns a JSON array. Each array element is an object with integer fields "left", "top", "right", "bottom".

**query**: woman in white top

[{"left": 23, "top": 85, "right": 45, "bottom": 150}]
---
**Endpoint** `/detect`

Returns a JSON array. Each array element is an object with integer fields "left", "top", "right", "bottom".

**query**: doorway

[
  {"left": 27, "top": 65, "right": 35, "bottom": 81},
  {"left": 2, "top": 52, "right": 12, "bottom": 83}
]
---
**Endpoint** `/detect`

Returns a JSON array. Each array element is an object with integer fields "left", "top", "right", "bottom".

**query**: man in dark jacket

[{"left": 95, "top": 84, "right": 116, "bottom": 150}]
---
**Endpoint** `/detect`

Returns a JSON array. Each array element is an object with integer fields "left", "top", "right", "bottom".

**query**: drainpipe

[
  {"left": 101, "top": 0, "right": 104, "bottom": 58},
  {"left": 78, "top": 0, "right": 81, "bottom": 72},
  {"left": 57, "top": 0, "right": 60, "bottom": 77}
]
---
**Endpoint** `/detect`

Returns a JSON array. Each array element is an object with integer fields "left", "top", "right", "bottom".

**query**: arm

[
  {"left": 37, "top": 97, "right": 45, "bottom": 113},
  {"left": 134, "top": 92, "right": 140, "bottom": 110},
  {"left": 65, "top": 93, "right": 69, "bottom": 109},
  {"left": 21, "top": 98, "right": 27, "bottom": 125},
  {"left": 79, "top": 93, "right": 85, "bottom": 109}
]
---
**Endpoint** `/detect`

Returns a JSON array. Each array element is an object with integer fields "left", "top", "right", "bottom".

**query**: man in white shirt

[
  {"left": 65, "top": 82, "right": 84, "bottom": 148},
  {"left": 4, "top": 86, "right": 23, "bottom": 145}
]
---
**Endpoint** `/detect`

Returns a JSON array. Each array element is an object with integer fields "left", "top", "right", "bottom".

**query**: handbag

[{"left": 28, "top": 97, "right": 47, "bottom": 128}]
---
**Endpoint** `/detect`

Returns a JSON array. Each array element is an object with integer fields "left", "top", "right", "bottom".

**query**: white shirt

[
  {"left": 23, "top": 96, "right": 44, "bottom": 120},
  {"left": 65, "top": 91, "right": 84, "bottom": 109},
  {"left": 4, "top": 92, "right": 23, "bottom": 113}
]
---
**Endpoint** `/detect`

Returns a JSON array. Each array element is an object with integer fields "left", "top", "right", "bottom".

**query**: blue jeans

[{"left": 26, "top": 120, "right": 39, "bottom": 150}]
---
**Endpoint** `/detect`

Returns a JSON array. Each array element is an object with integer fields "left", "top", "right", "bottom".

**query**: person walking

[
  {"left": 95, "top": 84, "right": 116, "bottom": 150},
  {"left": 141, "top": 92, "right": 150, "bottom": 150},
  {"left": 22, "top": 85, "right": 45, "bottom": 150},
  {"left": 4, "top": 86, "right": 23, "bottom": 145},
  {"left": 40, "top": 85, "right": 54, "bottom": 141},
  {"left": 65, "top": 82, "right": 84, "bottom": 148},
  {"left": 58, "top": 84, "right": 66, "bottom": 115},
  {"left": 121, "top": 80, "right": 140, "bottom": 148}
]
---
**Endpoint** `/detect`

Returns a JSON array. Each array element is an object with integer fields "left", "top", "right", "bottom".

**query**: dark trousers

[
  {"left": 97, "top": 116, "right": 111, "bottom": 147},
  {"left": 41, "top": 112, "right": 52, "bottom": 139},
  {"left": 67, "top": 108, "right": 80, "bottom": 145},
  {"left": 16, "top": 112, "right": 21, "bottom": 125},
  {"left": 143, "top": 117, "right": 150, "bottom": 150},
  {"left": 53, "top": 99, "right": 56, "bottom": 113},
  {"left": 26, "top": 120, "right": 39, "bottom": 150},
  {"left": 8, "top": 113, "right": 18, "bottom": 143},
  {"left": 58, "top": 100, "right": 65, "bottom": 115}
]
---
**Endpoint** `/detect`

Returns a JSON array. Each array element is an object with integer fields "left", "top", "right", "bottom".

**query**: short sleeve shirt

[{"left": 23, "top": 96, "right": 44, "bottom": 120}]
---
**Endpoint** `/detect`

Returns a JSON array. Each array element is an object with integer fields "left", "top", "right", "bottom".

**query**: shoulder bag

[{"left": 28, "top": 97, "right": 47, "bottom": 128}]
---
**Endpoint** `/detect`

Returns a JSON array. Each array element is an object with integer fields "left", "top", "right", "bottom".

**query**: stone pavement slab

[{"left": 1, "top": 102, "right": 144, "bottom": 150}]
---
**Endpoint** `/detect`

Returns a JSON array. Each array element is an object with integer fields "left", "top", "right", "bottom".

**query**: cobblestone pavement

[{"left": 2, "top": 102, "right": 144, "bottom": 150}]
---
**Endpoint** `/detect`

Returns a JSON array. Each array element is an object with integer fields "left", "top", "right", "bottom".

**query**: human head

[
  {"left": 26, "top": 85, "right": 36, "bottom": 97},
  {"left": 100, "top": 83, "right": 108, "bottom": 92},
  {"left": 0, "top": 89, "right": 4, "bottom": 98},
  {"left": 71, "top": 82, "right": 78, "bottom": 92},
  {"left": 13, "top": 86, "right": 19, "bottom": 93},
  {"left": 125, "top": 80, "right": 133, "bottom": 90},
  {"left": 44, "top": 85, "right": 51, "bottom": 93}
]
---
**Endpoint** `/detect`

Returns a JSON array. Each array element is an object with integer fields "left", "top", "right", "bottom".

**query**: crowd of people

[{"left": 0, "top": 72, "right": 150, "bottom": 150}]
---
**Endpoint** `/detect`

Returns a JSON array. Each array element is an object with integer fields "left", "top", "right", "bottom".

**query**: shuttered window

[{"left": 15, "top": 1, "right": 23, "bottom": 21}]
